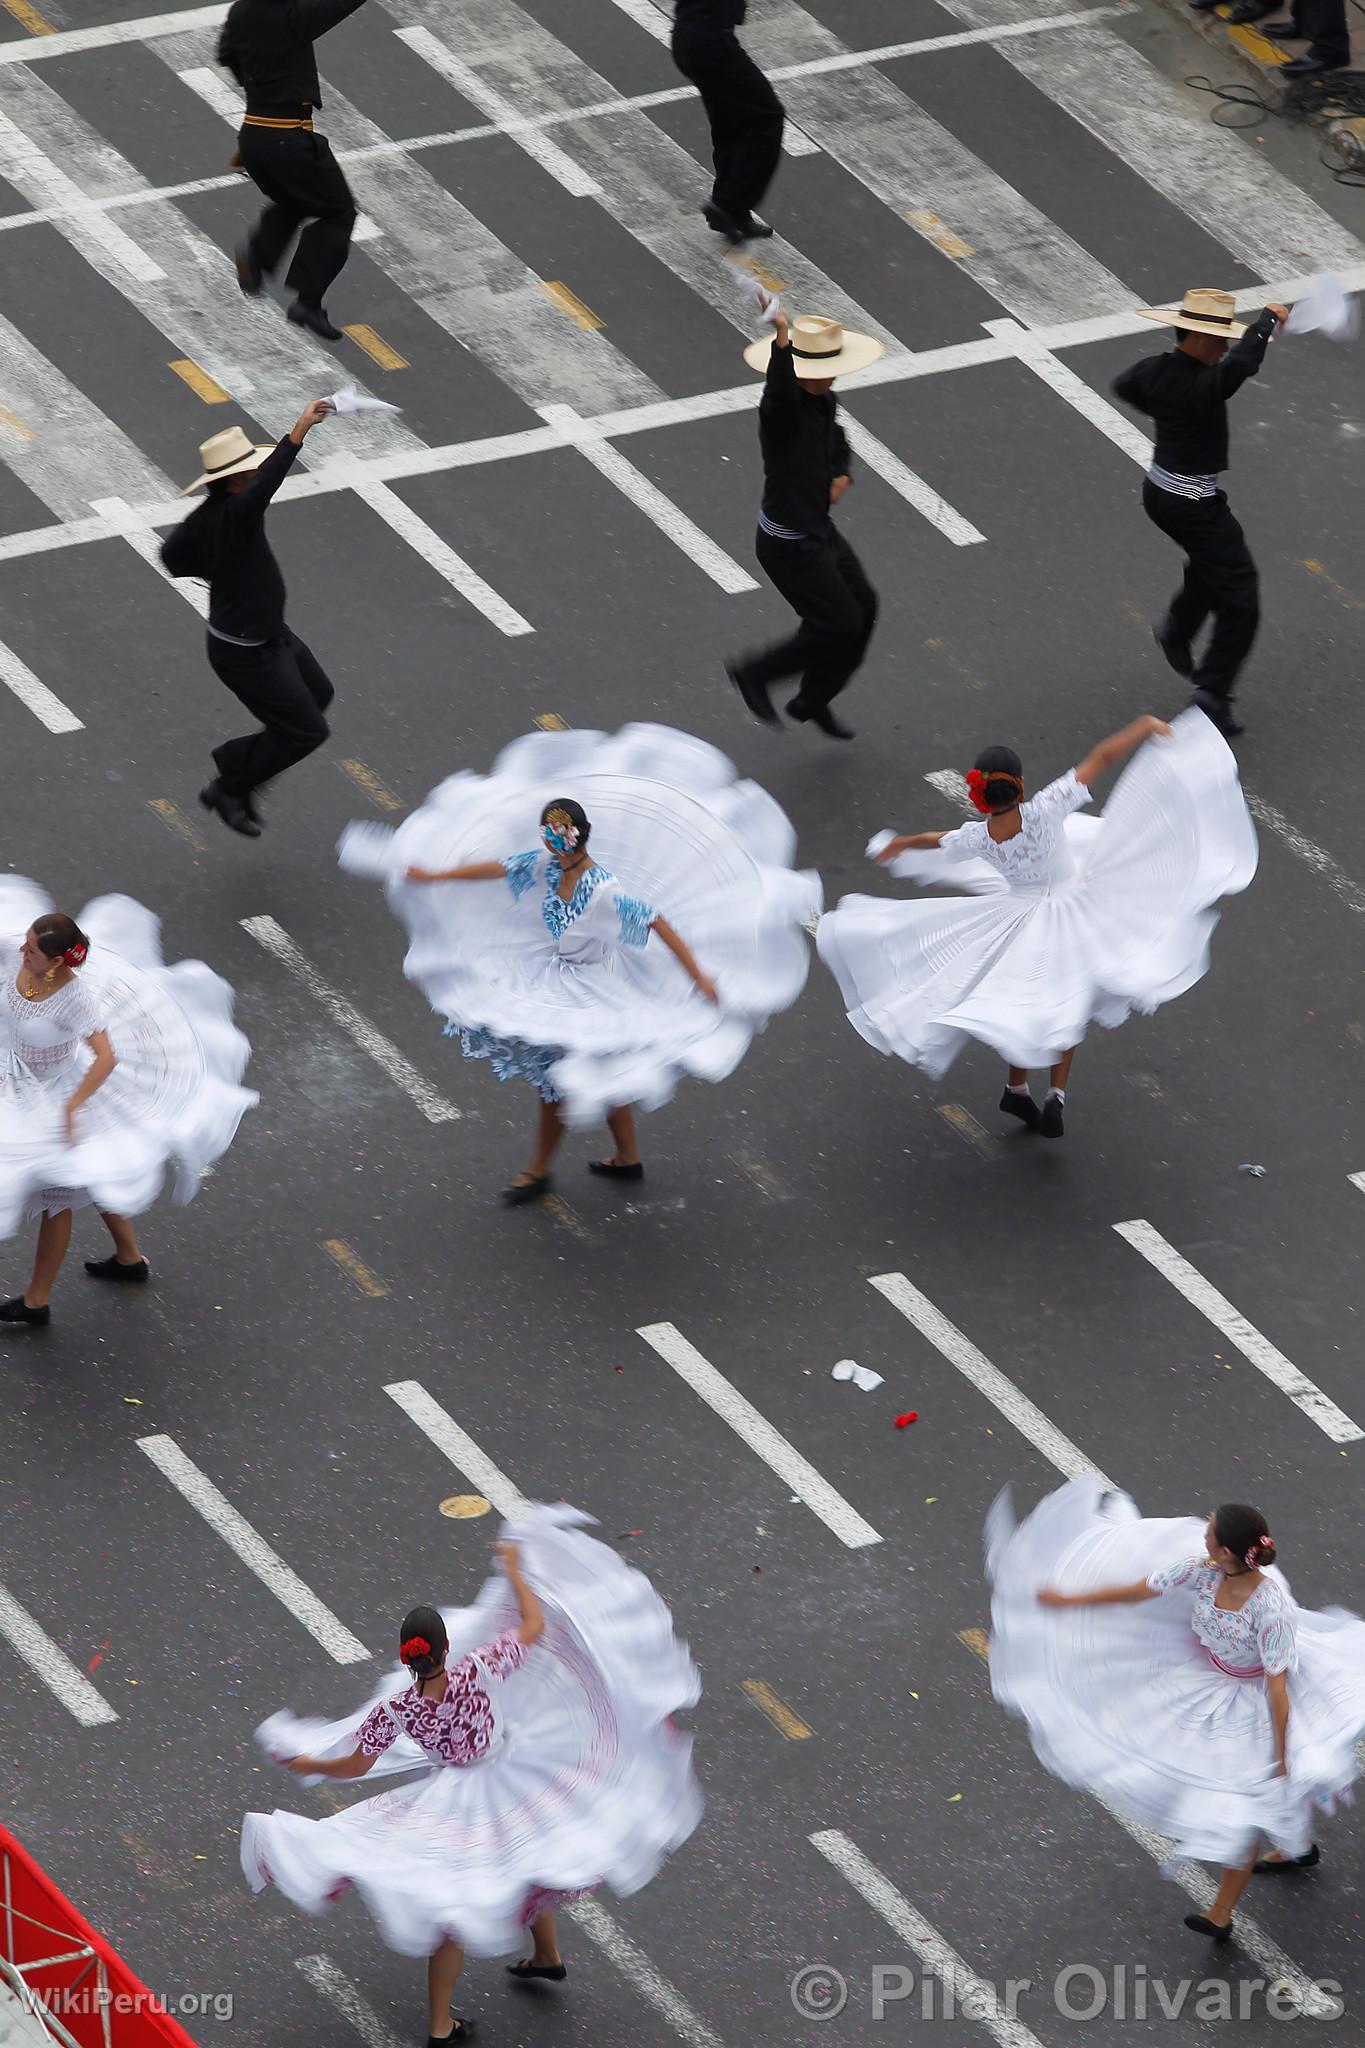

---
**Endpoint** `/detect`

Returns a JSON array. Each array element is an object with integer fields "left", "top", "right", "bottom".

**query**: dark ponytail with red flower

[
  {"left": 1214, "top": 1504, "right": 1276, "bottom": 1572},
  {"left": 398, "top": 1605, "right": 448, "bottom": 1681},
  {"left": 33, "top": 912, "right": 89, "bottom": 969},
  {"left": 966, "top": 746, "right": 1025, "bottom": 815}
]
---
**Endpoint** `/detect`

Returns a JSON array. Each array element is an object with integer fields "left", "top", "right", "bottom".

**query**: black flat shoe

[
  {"left": 234, "top": 240, "right": 262, "bottom": 295},
  {"left": 84, "top": 1255, "right": 150, "bottom": 1284},
  {"left": 1279, "top": 52, "right": 1347, "bottom": 75},
  {"left": 588, "top": 1159, "right": 644, "bottom": 1180},
  {"left": 501, "top": 1174, "right": 551, "bottom": 1207},
  {"left": 287, "top": 298, "right": 344, "bottom": 342},
  {"left": 1153, "top": 618, "right": 1193, "bottom": 678},
  {"left": 200, "top": 780, "right": 262, "bottom": 838},
  {"left": 727, "top": 660, "right": 777, "bottom": 726},
  {"left": 0, "top": 1296, "right": 50, "bottom": 1326},
  {"left": 1184, "top": 1913, "right": 1233, "bottom": 1943},
  {"left": 1226, "top": 0, "right": 1278, "bottom": 19},
  {"left": 1039, "top": 1096, "right": 1064, "bottom": 1140},
  {"left": 506, "top": 1960, "right": 568, "bottom": 1982},
  {"left": 426, "top": 2019, "right": 476, "bottom": 2044},
  {"left": 1000, "top": 1087, "right": 1041, "bottom": 1129},
  {"left": 1254, "top": 1844, "right": 1320, "bottom": 1872}
]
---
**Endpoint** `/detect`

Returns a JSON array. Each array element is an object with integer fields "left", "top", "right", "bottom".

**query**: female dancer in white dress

[
  {"left": 988, "top": 1478, "right": 1365, "bottom": 1940},
  {"left": 0, "top": 882, "right": 255, "bottom": 1324},
  {"left": 817, "top": 709, "right": 1256, "bottom": 1137},
  {"left": 243, "top": 1506, "right": 702, "bottom": 2046},
  {"left": 339, "top": 723, "right": 819, "bottom": 1202}
]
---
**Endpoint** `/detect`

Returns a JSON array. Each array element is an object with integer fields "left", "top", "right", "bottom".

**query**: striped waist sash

[
  {"left": 1208, "top": 1649, "right": 1264, "bottom": 1680},
  {"left": 242, "top": 114, "right": 314, "bottom": 130}
]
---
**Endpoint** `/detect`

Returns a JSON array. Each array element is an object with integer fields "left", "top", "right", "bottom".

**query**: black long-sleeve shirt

[
  {"left": 673, "top": 0, "right": 746, "bottom": 29},
  {"left": 160, "top": 438, "right": 301, "bottom": 642},
  {"left": 1110, "top": 310, "right": 1276, "bottom": 476},
  {"left": 758, "top": 338, "right": 853, "bottom": 538},
  {"left": 217, "top": 0, "right": 367, "bottom": 114}
]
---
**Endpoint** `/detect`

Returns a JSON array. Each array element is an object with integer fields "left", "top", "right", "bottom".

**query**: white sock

[
  {"left": 1006, "top": 1081, "right": 1031, "bottom": 1095},
  {"left": 1047, "top": 1087, "right": 1066, "bottom": 1103}
]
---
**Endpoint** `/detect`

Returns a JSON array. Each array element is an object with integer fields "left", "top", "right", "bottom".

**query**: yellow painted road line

[
  {"left": 0, "top": 402, "right": 34, "bottom": 439},
  {"left": 742, "top": 1677, "right": 813, "bottom": 1740},
  {"left": 533, "top": 712, "right": 570, "bottom": 731},
  {"left": 726, "top": 251, "right": 786, "bottom": 294},
  {"left": 1303, "top": 558, "right": 1364, "bottom": 611},
  {"left": 169, "top": 358, "right": 230, "bottom": 404},
  {"left": 731, "top": 1153, "right": 794, "bottom": 1202},
  {"left": 905, "top": 209, "right": 974, "bottom": 260},
  {"left": 538, "top": 280, "right": 604, "bottom": 331},
  {"left": 2, "top": 0, "right": 55, "bottom": 34},
  {"left": 957, "top": 1626, "right": 989, "bottom": 1663},
  {"left": 147, "top": 798, "right": 207, "bottom": 853},
  {"left": 938, "top": 1103, "right": 994, "bottom": 1158},
  {"left": 343, "top": 324, "right": 409, "bottom": 370},
  {"left": 340, "top": 757, "right": 403, "bottom": 811},
  {"left": 543, "top": 1193, "right": 595, "bottom": 1244},
  {"left": 321, "top": 1239, "right": 388, "bottom": 1297},
  {"left": 1225, "top": 18, "right": 1288, "bottom": 63}
]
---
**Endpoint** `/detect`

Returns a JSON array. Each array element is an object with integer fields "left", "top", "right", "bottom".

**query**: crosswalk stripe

[
  {"left": 838, "top": 415, "right": 984, "bottom": 545},
  {"left": 936, "top": 0, "right": 1365, "bottom": 275},
  {"left": 538, "top": 403, "right": 756, "bottom": 593},
  {"left": 295, "top": 1959, "right": 404, "bottom": 2048},
  {"left": 1113, "top": 1221, "right": 1364, "bottom": 1444},
  {"left": 241, "top": 916, "right": 462, "bottom": 1125},
  {"left": 0, "top": 100, "right": 164, "bottom": 282},
  {"left": 869, "top": 1273, "right": 1109, "bottom": 1483},
  {"left": 637, "top": 1322, "right": 882, "bottom": 1547},
  {"left": 568, "top": 1898, "right": 729, "bottom": 2048},
  {"left": 1350, "top": 1172, "right": 1365, "bottom": 1195},
  {"left": 88, "top": 494, "right": 209, "bottom": 616},
  {"left": 0, "top": 312, "right": 176, "bottom": 527},
  {"left": 984, "top": 317, "right": 1152, "bottom": 466},
  {"left": 384, "top": 1381, "right": 528, "bottom": 1517},
  {"left": 0, "top": 1580, "right": 118, "bottom": 1725},
  {"left": 810, "top": 1832, "right": 1047, "bottom": 2046},
  {"left": 1244, "top": 790, "right": 1365, "bottom": 922},
  {"left": 344, "top": 472, "right": 535, "bottom": 635},
  {"left": 137, "top": 1435, "right": 371, "bottom": 1663},
  {"left": 396, "top": 26, "right": 602, "bottom": 198},
  {"left": 745, "top": 0, "right": 1133, "bottom": 330},
  {"left": 0, "top": 633, "right": 83, "bottom": 733}
]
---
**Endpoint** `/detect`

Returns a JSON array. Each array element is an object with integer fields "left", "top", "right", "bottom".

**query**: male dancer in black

[
  {"left": 1112, "top": 287, "right": 1288, "bottom": 739},
  {"left": 671, "top": 0, "right": 785, "bottom": 244},
  {"left": 728, "top": 309, "right": 883, "bottom": 741},
  {"left": 218, "top": 0, "right": 368, "bottom": 341},
  {"left": 161, "top": 400, "right": 335, "bottom": 838}
]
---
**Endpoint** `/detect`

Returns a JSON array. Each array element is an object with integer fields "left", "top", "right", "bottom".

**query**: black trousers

[
  {"left": 670, "top": 26, "right": 784, "bottom": 223},
  {"left": 1291, "top": 0, "right": 1349, "bottom": 62},
  {"left": 1141, "top": 479, "right": 1259, "bottom": 703},
  {"left": 238, "top": 125, "right": 356, "bottom": 308},
  {"left": 208, "top": 626, "right": 334, "bottom": 798},
  {"left": 744, "top": 527, "right": 878, "bottom": 711}
]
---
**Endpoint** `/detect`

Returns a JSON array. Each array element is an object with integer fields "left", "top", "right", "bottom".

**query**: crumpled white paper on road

[
  {"left": 327, "top": 385, "right": 403, "bottom": 416},
  {"left": 832, "top": 1359, "right": 884, "bottom": 1392},
  {"left": 1284, "top": 273, "right": 1360, "bottom": 341}
]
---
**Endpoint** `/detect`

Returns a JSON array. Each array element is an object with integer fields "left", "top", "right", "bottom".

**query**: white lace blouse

[
  {"left": 1, "top": 964, "right": 104, "bottom": 1086},
  {"left": 939, "top": 771, "right": 1091, "bottom": 892},
  {"left": 1146, "top": 1557, "right": 1298, "bottom": 1677}
]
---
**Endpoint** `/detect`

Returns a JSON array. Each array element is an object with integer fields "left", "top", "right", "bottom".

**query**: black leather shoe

[
  {"left": 200, "top": 780, "right": 262, "bottom": 838},
  {"left": 507, "top": 1960, "right": 568, "bottom": 1981},
  {"left": 287, "top": 299, "right": 344, "bottom": 342},
  {"left": 702, "top": 201, "right": 772, "bottom": 243},
  {"left": 1039, "top": 1096, "right": 1065, "bottom": 1140},
  {"left": 727, "top": 660, "right": 778, "bottom": 726},
  {"left": 234, "top": 240, "right": 263, "bottom": 295},
  {"left": 1191, "top": 697, "right": 1245, "bottom": 739},
  {"left": 1188, "top": 0, "right": 1223, "bottom": 11},
  {"left": 1184, "top": 1913, "right": 1233, "bottom": 1943},
  {"left": 426, "top": 2020, "right": 476, "bottom": 2044},
  {"left": 1279, "top": 52, "right": 1347, "bottom": 74},
  {"left": 1261, "top": 19, "right": 1306, "bottom": 34},
  {"left": 1153, "top": 618, "right": 1194, "bottom": 678},
  {"left": 1000, "top": 1087, "right": 1041, "bottom": 1129},
  {"left": 501, "top": 1174, "right": 550, "bottom": 1207},
  {"left": 84, "top": 1254, "right": 150, "bottom": 1284},
  {"left": 0, "top": 1296, "right": 50, "bottom": 1326},
  {"left": 1254, "top": 1844, "right": 1320, "bottom": 1872},
  {"left": 788, "top": 698, "right": 854, "bottom": 740},
  {"left": 1226, "top": 1, "right": 1278, "bottom": 20},
  {"left": 588, "top": 1159, "right": 643, "bottom": 1180}
]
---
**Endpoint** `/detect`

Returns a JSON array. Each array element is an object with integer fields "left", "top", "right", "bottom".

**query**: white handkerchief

[
  {"left": 337, "top": 820, "right": 398, "bottom": 880},
  {"left": 730, "top": 266, "right": 781, "bottom": 325},
  {"left": 866, "top": 830, "right": 896, "bottom": 861},
  {"left": 832, "top": 1359, "right": 884, "bottom": 1392},
  {"left": 1285, "top": 273, "right": 1360, "bottom": 342},
  {"left": 327, "top": 385, "right": 403, "bottom": 416}
]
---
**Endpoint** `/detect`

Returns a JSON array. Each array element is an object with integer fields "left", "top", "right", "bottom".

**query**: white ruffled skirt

[
  {"left": 338, "top": 723, "right": 821, "bottom": 1126},
  {"left": 241, "top": 1505, "right": 703, "bottom": 1958},
  {"left": 0, "top": 881, "right": 256, "bottom": 1232},
  {"left": 817, "top": 711, "right": 1257, "bottom": 1078},
  {"left": 986, "top": 1478, "right": 1365, "bottom": 1869}
]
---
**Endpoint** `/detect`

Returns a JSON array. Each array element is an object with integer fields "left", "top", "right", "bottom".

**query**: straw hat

[
  {"left": 1136, "top": 287, "right": 1247, "bottom": 341},
  {"left": 743, "top": 315, "right": 884, "bottom": 378},
  {"left": 180, "top": 424, "right": 276, "bottom": 495}
]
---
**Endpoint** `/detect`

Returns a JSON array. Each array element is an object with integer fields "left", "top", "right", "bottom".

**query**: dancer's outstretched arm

[
  {"left": 285, "top": 1745, "right": 378, "bottom": 1779},
  {"left": 1037, "top": 1580, "right": 1159, "bottom": 1608},
  {"left": 1074, "top": 714, "right": 1170, "bottom": 787},
  {"left": 876, "top": 830, "right": 948, "bottom": 861},
  {"left": 651, "top": 917, "right": 719, "bottom": 1005},
  {"left": 405, "top": 861, "right": 508, "bottom": 883},
  {"left": 498, "top": 1543, "right": 545, "bottom": 1646}
]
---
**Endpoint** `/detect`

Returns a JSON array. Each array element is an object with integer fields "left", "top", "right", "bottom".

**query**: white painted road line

[
  {"left": 0, "top": 4, "right": 228, "bottom": 62},
  {"left": 569, "top": 1898, "right": 729, "bottom": 2048},
  {"left": 1351, "top": 1172, "right": 1365, "bottom": 1195},
  {"left": 137, "top": 1436, "right": 370, "bottom": 1663},
  {"left": 0, "top": 635, "right": 83, "bottom": 735},
  {"left": 636, "top": 1322, "right": 882, "bottom": 1547},
  {"left": 1114, "top": 1221, "right": 1364, "bottom": 1444},
  {"left": 384, "top": 1382, "right": 527, "bottom": 1517},
  {"left": 0, "top": 105, "right": 165, "bottom": 285},
  {"left": 539, "top": 405, "right": 759, "bottom": 595},
  {"left": 88, "top": 495, "right": 208, "bottom": 618},
  {"left": 396, "top": 26, "right": 602, "bottom": 198},
  {"left": 810, "top": 1831, "right": 1048, "bottom": 2047},
  {"left": 295, "top": 1959, "right": 405, "bottom": 2048},
  {"left": 869, "top": 1273, "right": 1110, "bottom": 1483},
  {"left": 984, "top": 318, "right": 1151, "bottom": 466},
  {"left": 240, "top": 916, "right": 461, "bottom": 1126},
  {"left": 1245, "top": 791, "right": 1365, "bottom": 921},
  {"left": 0, "top": 1581, "right": 118, "bottom": 1728},
  {"left": 838, "top": 415, "right": 985, "bottom": 545},
  {"left": 347, "top": 476, "right": 535, "bottom": 636}
]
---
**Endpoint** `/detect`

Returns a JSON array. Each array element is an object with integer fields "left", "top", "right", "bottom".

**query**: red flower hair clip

[
  {"left": 964, "top": 769, "right": 992, "bottom": 815},
  {"left": 400, "top": 1636, "right": 431, "bottom": 1661},
  {"left": 63, "top": 942, "right": 88, "bottom": 967}
]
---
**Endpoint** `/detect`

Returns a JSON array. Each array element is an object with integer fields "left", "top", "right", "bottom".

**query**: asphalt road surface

[{"left": 1, "top": 2, "right": 1364, "bottom": 2044}]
